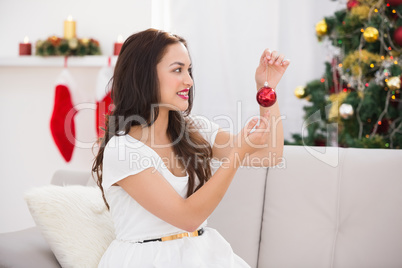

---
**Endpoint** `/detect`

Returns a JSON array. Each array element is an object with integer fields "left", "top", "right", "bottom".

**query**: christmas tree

[{"left": 287, "top": 0, "right": 402, "bottom": 149}]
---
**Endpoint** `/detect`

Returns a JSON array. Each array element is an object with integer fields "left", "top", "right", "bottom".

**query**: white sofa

[{"left": 1, "top": 145, "right": 402, "bottom": 267}]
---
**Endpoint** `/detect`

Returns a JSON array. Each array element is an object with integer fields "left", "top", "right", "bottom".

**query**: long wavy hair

[{"left": 92, "top": 29, "right": 213, "bottom": 209}]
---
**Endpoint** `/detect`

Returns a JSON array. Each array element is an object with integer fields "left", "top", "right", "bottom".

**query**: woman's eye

[{"left": 174, "top": 68, "right": 181, "bottom": 73}]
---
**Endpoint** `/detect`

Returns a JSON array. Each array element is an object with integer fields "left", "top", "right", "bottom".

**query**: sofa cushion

[
  {"left": 24, "top": 185, "right": 115, "bottom": 268},
  {"left": 0, "top": 227, "right": 60, "bottom": 268},
  {"left": 259, "top": 146, "right": 402, "bottom": 268},
  {"left": 208, "top": 165, "right": 268, "bottom": 268},
  {"left": 259, "top": 146, "right": 341, "bottom": 268},
  {"left": 333, "top": 148, "right": 402, "bottom": 267}
]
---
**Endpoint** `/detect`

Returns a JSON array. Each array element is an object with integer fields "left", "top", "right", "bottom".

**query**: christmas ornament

[
  {"left": 347, "top": 0, "right": 359, "bottom": 10},
  {"left": 257, "top": 83, "right": 276, "bottom": 107},
  {"left": 96, "top": 64, "right": 114, "bottom": 138},
  {"left": 339, "top": 103, "right": 354, "bottom": 119},
  {"left": 50, "top": 69, "right": 83, "bottom": 162},
  {"left": 386, "top": 76, "right": 401, "bottom": 90},
  {"left": 294, "top": 86, "right": 307, "bottom": 98},
  {"left": 393, "top": 26, "right": 402, "bottom": 46},
  {"left": 363, "top": 27, "right": 379, "bottom": 43},
  {"left": 315, "top": 19, "right": 328, "bottom": 36},
  {"left": 387, "top": 0, "right": 402, "bottom": 6},
  {"left": 68, "top": 38, "right": 78, "bottom": 49},
  {"left": 256, "top": 63, "right": 276, "bottom": 107}
]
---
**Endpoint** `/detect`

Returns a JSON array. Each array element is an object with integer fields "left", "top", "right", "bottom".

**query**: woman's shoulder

[
  {"left": 187, "top": 114, "right": 219, "bottom": 130},
  {"left": 188, "top": 114, "right": 219, "bottom": 132},
  {"left": 187, "top": 114, "right": 220, "bottom": 147},
  {"left": 104, "top": 131, "right": 150, "bottom": 156}
]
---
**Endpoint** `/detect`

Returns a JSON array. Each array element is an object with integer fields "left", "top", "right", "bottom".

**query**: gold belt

[{"left": 138, "top": 228, "right": 204, "bottom": 243}]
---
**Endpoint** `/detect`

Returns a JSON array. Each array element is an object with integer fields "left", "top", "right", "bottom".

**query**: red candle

[
  {"left": 19, "top": 36, "right": 32, "bottom": 56},
  {"left": 114, "top": 35, "right": 124, "bottom": 56}
]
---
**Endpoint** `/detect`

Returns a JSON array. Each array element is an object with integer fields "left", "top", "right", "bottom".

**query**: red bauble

[
  {"left": 256, "top": 86, "right": 277, "bottom": 107},
  {"left": 387, "top": 0, "right": 402, "bottom": 6},
  {"left": 394, "top": 26, "right": 402, "bottom": 46},
  {"left": 347, "top": 0, "right": 359, "bottom": 10}
]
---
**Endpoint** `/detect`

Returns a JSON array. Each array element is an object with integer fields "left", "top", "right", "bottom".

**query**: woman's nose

[{"left": 184, "top": 73, "right": 193, "bottom": 88}]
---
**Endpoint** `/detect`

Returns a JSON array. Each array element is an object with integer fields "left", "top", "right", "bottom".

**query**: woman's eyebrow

[{"left": 169, "top": 61, "right": 192, "bottom": 67}]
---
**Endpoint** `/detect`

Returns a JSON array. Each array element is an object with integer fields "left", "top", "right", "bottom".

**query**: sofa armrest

[
  {"left": 0, "top": 227, "right": 60, "bottom": 268},
  {"left": 0, "top": 170, "right": 92, "bottom": 268}
]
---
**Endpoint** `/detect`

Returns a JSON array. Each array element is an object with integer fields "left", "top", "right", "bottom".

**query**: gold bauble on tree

[
  {"left": 363, "top": 27, "right": 379, "bottom": 43},
  {"left": 294, "top": 86, "right": 307, "bottom": 98},
  {"left": 316, "top": 19, "right": 328, "bottom": 36},
  {"left": 386, "top": 76, "right": 401, "bottom": 90}
]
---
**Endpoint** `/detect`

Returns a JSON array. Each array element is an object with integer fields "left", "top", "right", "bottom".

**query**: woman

[{"left": 92, "top": 28, "right": 290, "bottom": 267}]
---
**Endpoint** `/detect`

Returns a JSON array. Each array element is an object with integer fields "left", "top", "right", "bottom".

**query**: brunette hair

[{"left": 91, "top": 28, "right": 213, "bottom": 209}]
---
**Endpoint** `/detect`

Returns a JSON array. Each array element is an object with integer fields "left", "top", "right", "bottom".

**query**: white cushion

[{"left": 24, "top": 185, "right": 115, "bottom": 268}]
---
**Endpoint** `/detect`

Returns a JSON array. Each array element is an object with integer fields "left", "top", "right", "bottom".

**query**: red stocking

[
  {"left": 50, "top": 69, "right": 80, "bottom": 162},
  {"left": 96, "top": 92, "right": 113, "bottom": 138},
  {"left": 95, "top": 66, "right": 114, "bottom": 138}
]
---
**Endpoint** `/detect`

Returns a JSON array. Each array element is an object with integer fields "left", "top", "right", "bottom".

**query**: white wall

[
  {"left": 0, "top": 0, "right": 152, "bottom": 57},
  {"left": 0, "top": 0, "right": 152, "bottom": 233},
  {"left": 0, "top": 0, "right": 343, "bottom": 233}
]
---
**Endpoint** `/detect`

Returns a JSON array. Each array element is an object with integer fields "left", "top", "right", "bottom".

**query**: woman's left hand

[{"left": 255, "top": 48, "right": 290, "bottom": 90}]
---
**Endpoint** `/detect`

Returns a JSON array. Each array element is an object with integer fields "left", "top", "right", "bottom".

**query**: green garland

[{"left": 35, "top": 36, "right": 101, "bottom": 56}]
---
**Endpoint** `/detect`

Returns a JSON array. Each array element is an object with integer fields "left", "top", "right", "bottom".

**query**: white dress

[{"left": 98, "top": 115, "right": 250, "bottom": 268}]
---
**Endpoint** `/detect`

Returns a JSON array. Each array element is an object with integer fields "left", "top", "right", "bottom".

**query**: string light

[
  {"left": 321, "top": 78, "right": 325, "bottom": 83},
  {"left": 389, "top": 47, "right": 392, "bottom": 51},
  {"left": 392, "top": 95, "right": 396, "bottom": 100},
  {"left": 361, "top": 28, "right": 365, "bottom": 33},
  {"left": 385, "top": 143, "right": 389, "bottom": 147},
  {"left": 393, "top": 10, "right": 396, "bottom": 13},
  {"left": 378, "top": 121, "right": 382, "bottom": 125},
  {"left": 387, "top": 3, "right": 390, "bottom": 6},
  {"left": 394, "top": 61, "right": 398, "bottom": 64},
  {"left": 385, "top": 72, "right": 389, "bottom": 76},
  {"left": 338, "top": 63, "right": 343, "bottom": 67},
  {"left": 385, "top": 79, "right": 389, "bottom": 82},
  {"left": 381, "top": 56, "right": 385, "bottom": 60},
  {"left": 367, "top": 118, "right": 371, "bottom": 123},
  {"left": 366, "top": 134, "right": 370, "bottom": 138},
  {"left": 365, "top": 83, "right": 369, "bottom": 87},
  {"left": 338, "top": 40, "right": 343, "bottom": 44},
  {"left": 390, "top": 56, "right": 394, "bottom": 59},
  {"left": 374, "top": 8, "right": 378, "bottom": 12},
  {"left": 370, "top": 64, "right": 374, "bottom": 68}
]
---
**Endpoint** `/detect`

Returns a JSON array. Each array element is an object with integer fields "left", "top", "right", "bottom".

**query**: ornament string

[{"left": 265, "top": 62, "right": 268, "bottom": 86}]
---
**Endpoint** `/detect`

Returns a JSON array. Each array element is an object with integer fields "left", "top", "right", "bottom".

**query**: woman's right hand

[{"left": 235, "top": 110, "right": 271, "bottom": 157}]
